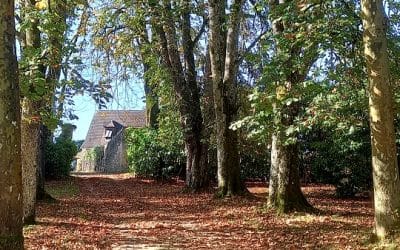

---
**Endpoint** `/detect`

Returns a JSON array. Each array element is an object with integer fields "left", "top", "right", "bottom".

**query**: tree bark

[
  {"left": 269, "top": 132, "right": 312, "bottom": 213},
  {"left": 37, "top": 125, "right": 54, "bottom": 201},
  {"left": 268, "top": 134, "right": 279, "bottom": 207},
  {"left": 361, "top": 0, "right": 400, "bottom": 239},
  {"left": 21, "top": 102, "right": 40, "bottom": 224},
  {"left": 142, "top": 60, "right": 159, "bottom": 129},
  {"left": 209, "top": 0, "right": 247, "bottom": 196},
  {"left": 0, "top": 0, "right": 24, "bottom": 248}
]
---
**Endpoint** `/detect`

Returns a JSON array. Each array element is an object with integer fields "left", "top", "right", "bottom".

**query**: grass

[{"left": 45, "top": 178, "right": 79, "bottom": 199}]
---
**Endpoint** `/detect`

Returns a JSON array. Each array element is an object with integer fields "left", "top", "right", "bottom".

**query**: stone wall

[
  {"left": 75, "top": 147, "right": 104, "bottom": 172},
  {"left": 75, "top": 130, "right": 128, "bottom": 173},
  {"left": 102, "top": 130, "right": 128, "bottom": 173}
]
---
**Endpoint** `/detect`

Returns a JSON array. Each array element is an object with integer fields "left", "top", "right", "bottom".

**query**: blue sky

[{"left": 66, "top": 81, "right": 145, "bottom": 141}]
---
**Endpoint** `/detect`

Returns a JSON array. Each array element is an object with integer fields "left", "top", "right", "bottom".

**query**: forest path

[{"left": 24, "top": 173, "right": 373, "bottom": 249}]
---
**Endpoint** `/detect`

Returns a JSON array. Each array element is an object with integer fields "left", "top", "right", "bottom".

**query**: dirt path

[{"left": 24, "top": 174, "right": 374, "bottom": 249}]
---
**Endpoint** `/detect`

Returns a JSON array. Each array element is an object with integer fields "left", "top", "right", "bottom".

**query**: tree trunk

[
  {"left": 202, "top": 49, "right": 216, "bottom": 181},
  {"left": 185, "top": 137, "right": 209, "bottom": 189},
  {"left": 21, "top": 0, "right": 43, "bottom": 225},
  {"left": 136, "top": 15, "right": 159, "bottom": 129},
  {"left": 0, "top": 0, "right": 24, "bottom": 248},
  {"left": 209, "top": 0, "right": 247, "bottom": 196},
  {"left": 21, "top": 102, "right": 40, "bottom": 224},
  {"left": 269, "top": 133, "right": 312, "bottom": 213},
  {"left": 37, "top": 0, "right": 67, "bottom": 202},
  {"left": 268, "top": 134, "right": 279, "bottom": 207},
  {"left": 143, "top": 63, "right": 159, "bottom": 129},
  {"left": 37, "top": 125, "right": 54, "bottom": 201},
  {"left": 361, "top": 0, "right": 400, "bottom": 239}
]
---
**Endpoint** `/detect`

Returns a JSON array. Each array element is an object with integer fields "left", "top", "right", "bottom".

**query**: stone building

[{"left": 75, "top": 110, "right": 146, "bottom": 173}]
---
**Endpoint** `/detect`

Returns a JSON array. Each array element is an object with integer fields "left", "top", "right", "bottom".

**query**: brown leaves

[{"left": 24, "top": 175, "right": 373, "bottom": 249}]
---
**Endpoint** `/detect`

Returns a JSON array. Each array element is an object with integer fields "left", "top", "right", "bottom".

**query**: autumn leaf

[{"left": 35, "top": 0, "right": 47, "bottom": 10}]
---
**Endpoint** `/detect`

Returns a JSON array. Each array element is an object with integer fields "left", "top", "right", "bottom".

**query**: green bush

[
  {"left": 125, "top": 127, "right": 185, "bottom": 178},
  {"left": 300, "top": 127, "right": 372, "bottom": 198},
  {"left": 239, "top": 138, "right": 269, "bottom": 181},
  {"left": 45, "top": 138, "right": 78, "bottom": 179}
]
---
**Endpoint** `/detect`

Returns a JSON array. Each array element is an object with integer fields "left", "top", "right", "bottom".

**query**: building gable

[{"left": 81, "top": 110, "right": 146, "bottom": 149}]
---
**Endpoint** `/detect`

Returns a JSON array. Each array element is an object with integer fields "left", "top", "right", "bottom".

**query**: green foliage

[
  {"left": 125, "top": 128, "right": 159, "bottom": 176},
  {"left": 239, "top": 139, "right": 270, "bottom": 180},
  {"left": 84, "top": 146, "right": 104, "bottom": 163},
  {"left": 125, "top": 127, "right": 184, "bottom": 178},
  {"left": 45, "top": 136, "right": 78, "bottom": 179},
  {"left": 301, "top": 126, "right": 372, "bottom": 198}
]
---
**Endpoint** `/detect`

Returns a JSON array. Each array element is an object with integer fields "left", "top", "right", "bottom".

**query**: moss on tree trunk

[{"left": 268, "top": 133, "right": 312, "bottom": 213}]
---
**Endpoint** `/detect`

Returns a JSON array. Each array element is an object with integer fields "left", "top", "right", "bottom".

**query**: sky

[{"left": 65, "top": 81, "right": 145, "bottom": 141}]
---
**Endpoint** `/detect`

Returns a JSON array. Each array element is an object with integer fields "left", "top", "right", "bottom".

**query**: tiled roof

[{"left": 81, "top": 110, "right": 146, "bottom": 148}]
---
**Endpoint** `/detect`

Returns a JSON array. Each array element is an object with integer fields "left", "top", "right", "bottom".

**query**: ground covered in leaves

[{"left": 24, "top": 174, "right": 375, "bottom": 249}]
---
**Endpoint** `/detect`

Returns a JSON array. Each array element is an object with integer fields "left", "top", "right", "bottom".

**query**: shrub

[
  {"left": 300, "top": 127, "right": 372, "bottom": 198},
  {"left": 125, "top": 127, "right": 185, "bottom": 178},
  {"left": 45, "top": 137, "right": 78, "bottom": 179},
  {"left": 239, "top": 138, "right": 269, "bottom": 181}
]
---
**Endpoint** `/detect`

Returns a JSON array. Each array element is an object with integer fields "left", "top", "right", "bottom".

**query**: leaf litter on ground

[{"left": 24, "top": 173, "right": 374, "bottom": 249}]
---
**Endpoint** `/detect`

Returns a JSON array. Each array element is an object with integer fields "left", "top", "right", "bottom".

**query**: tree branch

[
  {"left": 237, "top": 29, "right": 267, "bottom": 64},
  {"left": 192, "top": 17, "right": 208, "bottom": 46}
]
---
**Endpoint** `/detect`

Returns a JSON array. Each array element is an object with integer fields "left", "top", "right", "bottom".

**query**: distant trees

[
  {"left": 44, "top": 124, "right": 78, "bottom": 179},
  {"left": 0, "top": 0, "right": 24, "bottom": 248}
]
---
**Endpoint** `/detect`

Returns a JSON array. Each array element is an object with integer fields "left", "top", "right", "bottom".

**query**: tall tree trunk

[
  {"left": 21, "top": 0, "right": 43, "bottom": 224},
  {"left": 268, "top": 103, "right": 311, "bottom": 213},
  {"left": 144, "top": 77, "right": 159, "bottom": 129},
  {"left": 361, "top": 0, "right": 400, "bottom": 239},
  {"left": 152, "top": 0, "right": 208, "bottom": 191},
  {"left": 133, "top": 1, "right": 159, "bottom": 129},
  {"left": 268, "top": 134, "right": 279, "bottom": 206},
  {"left": 267, "top": 0, "right": 313, "bottom": 213},
  {"left": 21, "top": 102, "right": 40, "bottom": 224},
  {"left": 142, "top": 59, "right": 159, "bottom": 129},
  {"left": 0, "top": 0, "right": 24, "bottom": 248},
  {"left": 202, "top": 49, "right": 215, "bottom": 180},
  {"left": 37, "top": 125, "right": 53, "bottom": 201},
  {"left": 209, "top": 0, "right": 247, "bottom": 196}
]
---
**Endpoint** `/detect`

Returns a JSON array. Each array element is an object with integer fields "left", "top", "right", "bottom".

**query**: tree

[
  {"left": 361, "top": 0, "right": 400, "bottom": 240},
  {"left": 0, "top": 0, "right": 24, "bottom": 248},
  {"left": 208, "top": 0, "right": 248, "bottom": 196},
  {"left": 19, "top": 0, "right": 44, "bottom": 224},
  {"left": 266, "top": 0, "right": 317, "bottom": 213},
  {"left": 150, "top": 0, "right": 209, "bottom": 190}
]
